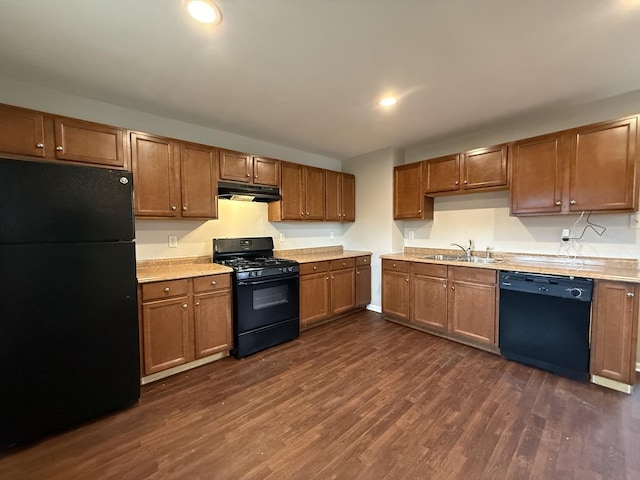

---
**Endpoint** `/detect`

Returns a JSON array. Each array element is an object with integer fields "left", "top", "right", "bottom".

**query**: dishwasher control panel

[{"left": 499, "top": 271, "right": 593, "bottom": 301}]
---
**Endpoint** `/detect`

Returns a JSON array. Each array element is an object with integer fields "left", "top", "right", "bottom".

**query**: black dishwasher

[{"left": 498, "top": 271, "right": 593, "bottom": 382}]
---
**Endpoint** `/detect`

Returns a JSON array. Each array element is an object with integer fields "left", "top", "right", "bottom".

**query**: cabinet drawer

[
  {"left": 193, "top": 274, "right": 231, "bottom": 293},
  {"left": 356, "top": 255, "right": 371, "bottom": 266},
  {"left": 300, "top": 261, "right": 330, "bottom": 275},
  {"left": 141, "top": 279, "right": 190, "bottom": 301},
  {"left": 412, "top": 262, "right": 447, "bottom": 278},
  {"left": 448, "top": 266, "right": 497, "bottom": 285},
  {"left": 331, "top": 258, "right": 355, "bottom": 270},
  {"left": 382, "top": 259, "right": 410, "bottom": 273}
]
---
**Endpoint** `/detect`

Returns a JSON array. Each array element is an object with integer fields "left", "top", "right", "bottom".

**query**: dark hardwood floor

[{"left": 1, "top": 311, "right": 639, "bottom": 479}]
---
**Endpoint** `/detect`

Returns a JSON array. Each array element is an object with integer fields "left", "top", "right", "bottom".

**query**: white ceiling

[{"left": 1, "top": 0, "right": 640, "bottom": 160}]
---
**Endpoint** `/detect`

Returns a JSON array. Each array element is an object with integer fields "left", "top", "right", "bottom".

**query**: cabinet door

[
  {"left": 300, "top": 271, "right": 330, "bottom": 326},
  {"left": 253, "top": 156, "right": 280, "bottom": 186},
  {"left": 331, "top": 267, "right": 356, "bottom": 315},
  {"left": 591, "top": 281, "right": 638, "bottom": 385},
  {"left": 131, "top": 133, "right": 180, "bottom": 217},
  {"left": 462, "top": 144, "right": 508, "bottom": 191},
  {"left": 356, "top": 263, "right": 371, "bottom": 308},
  {"left": 394, "top": 163, "right": 432, "bottom": 219},
  {"left": 325, "top": 169, "right": 341, "bottom": 221},
  {"left": 53, "top": 117, "right": 126, "bottom": 169},
  {"left": 181, "top": 143, "right": 218, "bottom": 219},
  {"left": 411, "top": 271, "right": 448, "bottom": 331},
  {"left": 0, "top": 104, "right": 47, "bottom": 158},
  {"left": 341, "top": 173, "right": 356, "bottom": 221},
  {"left": 141, "top": 296, "right": 192, "bottom": 375},
  {"left": 277, "top": 162, "right": 305, "bottom": 220},
  {"left": 194, "top": 289, "right": 232, "bottom": 358},
  {"left": 570, "top": 117, "right": 637, "bottom": 212},
  {"left": 305, "top": 166, "right": 326, "bottom": 220},
  {"left": 510, "top": 132, "right": 568, "bottom": 215},
  {"left": 382, "top": 263, "right": 410, "bottom": 321},
  {"left": 219, "top": 150, "right": 251, "bottom": 183},
  {"left": 447, "top": 267, "right": 496, "bottom": 345},
  {"left": 424, "top": 154, "right": 460, "bottom": 194}
]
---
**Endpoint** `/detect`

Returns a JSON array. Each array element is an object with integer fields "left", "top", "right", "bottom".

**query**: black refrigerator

[{"left": 0, "top": 158, "right": 140, "bottom": 449}]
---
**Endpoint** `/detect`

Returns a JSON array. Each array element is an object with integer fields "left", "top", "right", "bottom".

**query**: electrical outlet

[
  {"left": 630, "top": 212, "right": 640, "bottom": 229},
  {"left": 168, "top": 235, "right": 178, "bottom": 248},
  {"left": 561, "top": 228, "right": 570, "bottom": 242},
  {"left": 409, "top": 230, "right": 414, "bottom": 240},
  {"left": 279, "top": 233, "right": 286, "bottom": 242},
  {"left": 330, "top": 231, "right": 335, "bottom": 240}
]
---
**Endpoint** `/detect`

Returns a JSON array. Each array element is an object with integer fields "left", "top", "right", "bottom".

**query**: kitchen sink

[{"left": 422, "top": 254, "right": 501, "bottom": 264}]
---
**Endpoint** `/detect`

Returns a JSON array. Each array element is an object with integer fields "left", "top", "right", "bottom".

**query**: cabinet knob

[
  {"left": 254, "top": 175, "right": 258, "bottom": 178},
  {"left": 56, "top": 146, "right": 63, "bottom": 151},
  {"left": 326, "top": 276, "right": 329, "bottom": 280},
  {"left": 357, "top": 271, "right": 360, "bottom": 275},
  {"left": 195, "top": 302, "right": 200, "bottom": 306},
  {"left": 182, "top": 206, "right": 187, "bottom": 211},
  {"left": 171, "top": 205, "right": 177, "bottom": 211},
  {"left": 313, "top": 266, "right": 317, "bottom": 270},
  {"left": 555, "top": 201, "right": 561, "bottom": 206},
  {"left": 455, "top": 181, "right": 459, "bottom": 185},
  {"left": 332, "top": 276, "right": 335, "bottom": 279},
  {"left": 451, "top": 286, "right": 455, "bottom": 290},
  {"left": 405, "top": 277, "right": 409, "bottom": 282},
  {"left": 443, "top": 283, "right": 447, "bottom": 288},
  {"left": 301, "top": 212, "right": 304, "bottom": 216},
  {"left": 164, "top": 287, "right": 170, "bottom": 292},
  {"left": 463, "top": 180, "right": 467, "bottom": 184},
  {"left": 246, "top": 173, "right": 251, "bottom": 177},
  {"left": 36, "top": 143, "right": 44, "bottom": 148},
  {"left": 306, "top": 211, "right": 310, "bottom": 215},
  {"left": 570, "top": 199, "right": 576, "bottom": 205},
  {"left": 182, "top": 304, "right": 188, "bottom": 309},
  {"left": 393, "top": 263, "right": 396, "bottom": 267},
  {"left": 342, "top": 262, "right": 346, "bottom": 266},
  {"left": 211, "top": 280, "right": 217, "bottom": 286},
  {"left": 627, "top": 292, "right": 635, "bottom": 298},
  {"left": 363, "top": 259, "right": 368, "bottom": 263}
]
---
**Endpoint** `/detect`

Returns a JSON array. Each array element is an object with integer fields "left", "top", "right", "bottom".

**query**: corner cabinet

[
  {"left": 139, "top": 274, "right": 232, "bottom": 381},
  {"left": 131, "top": 132, "right": 218, "bottom": 219},
  {"left": 511, "top": 116, "right": 638, "bottom": 215},
  {"left": 590, "top": 280, "right": 638, "bottom": 391},
  {"left": 393, "top": 163, "right": 433, "bottom": 220},
  {"left": 0, "top": 103, "right": 128, "bottom": 169}
]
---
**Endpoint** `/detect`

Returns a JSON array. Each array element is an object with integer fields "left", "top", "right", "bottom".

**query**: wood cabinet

[
  {"left": 299, "top": 261, "right": 331, "bottom": 328},
  {"left": 139, "top": 274, "right": 232, "bottom": 378},
  {"left": 590, "top": 280, "right": 638, "bottom": 388},
  {"left": 131, "top": 132, "right": 218, "bottom": 219},
  {"left": 511, "top": 117, "right": 638, "bottom": 215},
  {"left": 356, "top": 256, "right": 372, "bottom": 308},
  {"left": 325, "top": 170, "right": 356, "bottom": 222},
  {"left": 219, "top": 149, "right": 279, "bottom": 186},
  {"left": 423, "top": 144, "right": 508, "bottom": 196},
  {"left": 404, "top": 263, "right": 497, "bottom": 347},
  {"left": 269, "top": 162, "right": 326, "bottom": 221},
  {"left": 382, "top": 260, "right": 410, "bottom": 321},
  {"left": 330, "top": 258, "right": 356, "bottom": 315},
  {"left": 394, "top": 162, "right": 434, "bottom": 220},
  {"left": 0, "top": 103, "right": 128, "bottom": 169}
]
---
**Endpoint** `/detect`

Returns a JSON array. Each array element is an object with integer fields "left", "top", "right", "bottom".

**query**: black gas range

[{"left": 213, "top": 237, "right": 299, "bottom": 358}]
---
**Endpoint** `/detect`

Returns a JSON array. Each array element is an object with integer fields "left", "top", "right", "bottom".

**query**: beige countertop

[
  {"left": 136, "top": 256, "right": 232, "bottom": 283},
  {"left": 275, "top": 246, "right": 372, "bottom": 263},
  {"left": 381, "top": 248, "right": 640, "bottom": 283}
]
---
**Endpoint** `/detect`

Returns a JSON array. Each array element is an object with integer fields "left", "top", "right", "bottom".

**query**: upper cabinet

[
  {"left": 394, "top": 162, "right": 434, "bottom": 220},
  {"left": 131, "top": 132, "right": 218, "bottom": 219},
  {"left": 325, "top": 170, "right": 355, "bottom": 222},
  {"left": 269, "top": 162, "right": 326, "bottom": 221},
  {"left": 0, "top": 103, "right": 128, "bottom": 169},
  {"left": 219, "top": 149, "right": 279, "bottom": 186},
  {"left": 423, "top": 144, "right": 508, "bottom": 196},
  {"left": 511, "top": 116, "right": 638, "bottom": 215}
]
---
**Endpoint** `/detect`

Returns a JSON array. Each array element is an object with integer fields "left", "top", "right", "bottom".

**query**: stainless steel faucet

[{"left": 450, "top": 239, "right": 472, "bottom": 258}]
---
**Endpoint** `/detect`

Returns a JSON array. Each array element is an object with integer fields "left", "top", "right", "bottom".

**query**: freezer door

[
  {"left": 0, "top": 158, "right": 134, "bottom": 243},
  {"left": 0, "top": 241, "right": 140, "bottom": 448}
]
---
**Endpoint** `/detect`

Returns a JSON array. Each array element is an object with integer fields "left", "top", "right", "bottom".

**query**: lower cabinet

[
  {"left": 300, "top": 255, "right": 370, "bottom": 330},
  {"left": 139, "top": 274, "right": 232, "bottom": 378},
  {"left": 590, "top": 280, "right": 639, "bottom": 388},
  {"left": 383, "top": 260, "right": 497, "bottom": 350}
]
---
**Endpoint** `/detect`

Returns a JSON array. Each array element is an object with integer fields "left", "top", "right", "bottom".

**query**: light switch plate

[
  {"left": 168, "top": 235, "right": 178, "bottom": 247},
  {"left": 279, "top": 233, "right": 286, "bottom": 242}
]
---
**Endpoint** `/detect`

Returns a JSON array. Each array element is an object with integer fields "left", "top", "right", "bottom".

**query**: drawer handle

[
  {"left": 211, "top": 280, "right": 217, "bottom": 286},
  {"left": 164, "top": 287, "right": 170, "bottom": 293}
]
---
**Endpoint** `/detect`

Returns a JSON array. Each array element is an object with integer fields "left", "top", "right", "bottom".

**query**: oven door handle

[{"left": 237, "top": 274, "right": 299, "bottom": 286}]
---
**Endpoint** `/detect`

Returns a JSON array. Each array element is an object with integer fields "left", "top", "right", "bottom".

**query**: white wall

[
  {"left": 401, "top": 89, "right": 640, "bottom": 261},
  {"left": 0, "top": 78, "right": 345, "bottom": 259},
  {"left": 342, "top": 147, "right": 404, "bottom": 310}
]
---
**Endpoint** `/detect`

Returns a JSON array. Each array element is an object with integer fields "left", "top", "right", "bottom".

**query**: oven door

[{"left": 234, "top": 274, "right": 299, "bottom": 333}]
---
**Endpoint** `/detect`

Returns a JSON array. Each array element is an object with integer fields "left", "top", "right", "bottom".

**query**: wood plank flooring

[{"left": 1, "top": 311, "right": 639, "bottom": 479}]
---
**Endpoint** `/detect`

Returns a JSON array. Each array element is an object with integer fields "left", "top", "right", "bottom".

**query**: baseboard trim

[
  {"left": 591, "top": 375, "right": 633, "bottom": 394},
  {"left": 366, "top": 304, "right": 382, "bottom": 313},
  {"left": 141, "top": 350, "right": 229, "bottom": 385}
]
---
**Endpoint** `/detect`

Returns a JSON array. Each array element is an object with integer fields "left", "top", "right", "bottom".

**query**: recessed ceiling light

[
  {"left": 379, "top": 97, "right": 397, "bottom": 107},
  {"left": 187, "top": 0, "right": 222, "bottom": 24}
]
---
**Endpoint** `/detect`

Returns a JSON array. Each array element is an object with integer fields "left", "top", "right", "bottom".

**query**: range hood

[{"left": 217, "top": 181, "right": 281, "bottom": 203}]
